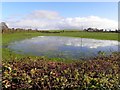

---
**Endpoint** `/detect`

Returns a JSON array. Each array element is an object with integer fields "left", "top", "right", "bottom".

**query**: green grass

[
  {"left": 2, "top": 31, "right": 118, "bottom": 61},
  {"left": 2, "top": 32, "right": 41, "bottom": 60},
  {"left": 44, "top": 31, "right": 118, "bottom": 41},
  {"left": 3, "top": 31, "right": 118, "bottom": 45}
]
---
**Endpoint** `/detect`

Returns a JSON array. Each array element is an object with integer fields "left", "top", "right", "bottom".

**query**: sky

[{"left": 2, "top": 2, "right": 118, "bottom": 30}]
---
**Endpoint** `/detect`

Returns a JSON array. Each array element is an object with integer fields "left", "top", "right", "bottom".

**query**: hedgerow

[{"left": 2, "top": 53, "right": 120, "bottom": 89}]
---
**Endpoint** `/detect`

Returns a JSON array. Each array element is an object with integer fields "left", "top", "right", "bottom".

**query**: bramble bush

[{"left": 2, "top": 53, "right": 120, "bottom": 89}]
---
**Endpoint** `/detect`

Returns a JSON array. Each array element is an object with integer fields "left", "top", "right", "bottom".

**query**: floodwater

[{"left": 8, "top": 36, "right": 119, "bottom": 60}]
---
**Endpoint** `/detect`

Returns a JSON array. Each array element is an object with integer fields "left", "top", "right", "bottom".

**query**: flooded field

[{"left": 8, "top": 36, "right": 119, "bottom": 60}]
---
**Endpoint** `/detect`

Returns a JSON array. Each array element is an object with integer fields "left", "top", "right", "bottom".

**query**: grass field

[
  {"left": 2, "top": 31, "right": 118, "bottom": 60},
  {"left": 2, "top": 31, "right": 119, "bottom": 89},
  {"left": 3, "top": 31, "right": 119, "bottom": 45}
]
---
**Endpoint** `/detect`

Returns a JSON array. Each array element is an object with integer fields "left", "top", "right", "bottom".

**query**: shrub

[{"left": 2, "top": 53, "right": 120, "bottom": 89}]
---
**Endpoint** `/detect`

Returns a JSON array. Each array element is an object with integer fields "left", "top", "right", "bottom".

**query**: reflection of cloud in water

[
  {"left": 8, "top": 36, "right": 119, "bottom": 58},
  {"left": 30, "top": 36, "right": 118, "bottom": 49},
  {"left": 11, "top": 36, "right": 118, "bottom": 50},
  {"left": 65, "top": 38, "right": 118, "bottom": 48},
  {"left": 7, "top": 36, "right": 119, "bottom": 59}
]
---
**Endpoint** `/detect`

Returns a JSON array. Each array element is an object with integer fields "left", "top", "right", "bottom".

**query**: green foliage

[{"left": 2, "top": 53, "right": 120, "bottom": 89}]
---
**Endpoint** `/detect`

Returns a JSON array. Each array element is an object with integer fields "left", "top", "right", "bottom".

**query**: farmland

[{"left": 2, "top": 30, "right": 120, "bottom": 89}]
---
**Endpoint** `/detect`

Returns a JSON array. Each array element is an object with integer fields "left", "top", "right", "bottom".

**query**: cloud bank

[{"left": 6, "top": 10, "right": 118, "bottom": 30}]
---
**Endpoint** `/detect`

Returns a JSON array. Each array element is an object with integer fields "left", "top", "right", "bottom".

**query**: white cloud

[
  {"left": 5, "top": 10, "right": 118, "bottom": 30},
  {"left": 26, "top": 10, "right": 61, "bottom": 20}
]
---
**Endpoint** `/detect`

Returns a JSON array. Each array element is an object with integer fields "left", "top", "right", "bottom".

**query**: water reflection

[{"left": 8, "top": 36, "right": 119, "bottom": 60}]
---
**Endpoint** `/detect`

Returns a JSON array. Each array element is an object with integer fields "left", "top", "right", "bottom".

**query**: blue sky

[
  {"left": 2, "top": 2, "right": 118, "bottom": 20},
  {"left": 2, "top": 2, "right": 118, "bottom": 30}
]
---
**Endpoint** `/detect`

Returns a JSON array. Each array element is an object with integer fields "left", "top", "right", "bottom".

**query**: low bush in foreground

[{"left": 2, "top": 53, "right": 120, "bottom": 89}]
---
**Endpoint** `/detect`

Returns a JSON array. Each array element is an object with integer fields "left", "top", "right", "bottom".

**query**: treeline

[
  {"left": 2, "top": 28, "right": 119, "bottom": 34},
  {"left": 2, "top": 28, "right": 84, "bottom": 34},
  {"left": 2, "top": 28, "right": 64, "bottom": 33},
  {"left": 1, "top": 22, "right": 119, "bottom": 33},
  {"left": 84, "top": 28, "right": 119, "bottom": 33}
]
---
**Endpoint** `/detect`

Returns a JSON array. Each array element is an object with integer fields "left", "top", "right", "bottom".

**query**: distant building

[{"left": 1, "top": 22, "right": 9, "bottom": 33}]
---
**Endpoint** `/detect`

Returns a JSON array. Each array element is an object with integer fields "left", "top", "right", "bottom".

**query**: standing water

[{"left": 8, "top": 36, "right": 118, "bottom": 60}]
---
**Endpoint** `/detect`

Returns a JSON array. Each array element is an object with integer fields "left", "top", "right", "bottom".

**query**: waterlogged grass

[
  {"left": 2, "top": 31, "right": 118, "bottom": 60},
  {"left": 48, "top": 31, "right": 118, "bottom": 41},
  {"left": 2, "top": 32, "right": 41, "bottom": 45},
  {"left": 2, "top": 53, "right": 119, "bottom": 89},
  {"left": 2, "top": 32, "right": 42, "bottom": 60},
  {"left": 3, "top": 31, "right": 118, "bottom": 45}
]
